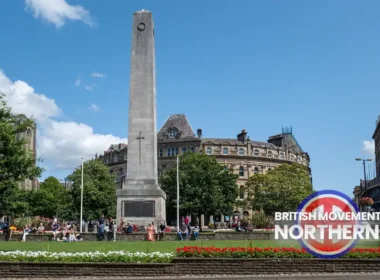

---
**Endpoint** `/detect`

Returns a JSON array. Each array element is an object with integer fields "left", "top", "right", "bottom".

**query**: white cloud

[
  {"left": 84, "top": 84, "right": 94, "bottom": 91},
  {"left": 91, "top": 72, "right": 106, "bottom": 78},
  {"left": 74, "top": 79, "right": 81, "bottom": 86},
  {"left": 89, "top": 104, "right": 100, "bottom": 112},
  {"left": 362, "top": 140, "right": 375, "bottom": 158},
  {"left": 25, "top": 0, "right": 95, "bottom": 28},
  {"left": 0, "top": 69, "right": 127, "bottom": 170},
  {"left": 0, "top": 70, "right": 60, "bottom": 122}
]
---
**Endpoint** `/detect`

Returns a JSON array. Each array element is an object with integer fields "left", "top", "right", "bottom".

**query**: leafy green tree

[
  {"left": 29, "top": 176, "right": 70, "bottom": 218},
  {"left": 65, "top": 159, "right": 116, "bottom": 221},
  {"left": 0, "top": 93, "right": 43, "bottom": 216},
  {"left": 159, "top": 152, "right": 239, "bottom": 229},
  {"left": 245, "top": 163, "right": 313, "bottom": 213}
]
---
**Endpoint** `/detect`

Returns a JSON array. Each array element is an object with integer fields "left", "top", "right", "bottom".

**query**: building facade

[
  {"left": 354, "top": 115, "right": 380, "bottom": 210},
  {"left": 100, "top": 114, "right": 311, "bottom": 224},
  {"left": 15, "top": 115, "right": 39, "bottom": 191}
]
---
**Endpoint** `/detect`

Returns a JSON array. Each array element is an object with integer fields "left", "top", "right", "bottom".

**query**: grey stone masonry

[{"left": 116, "top": 10, "right": 166, "bottom": 226}]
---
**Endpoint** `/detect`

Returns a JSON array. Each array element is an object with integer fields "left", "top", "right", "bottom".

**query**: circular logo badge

[{"left": 295, "top": 190, "right": 359, "bottom": 258}]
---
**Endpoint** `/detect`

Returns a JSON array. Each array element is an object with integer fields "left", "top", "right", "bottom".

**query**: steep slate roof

[
  {"left": 157, "top": 114, "right": 197, "bottom": 141},
  {"left": 201, "top": 138, "right": 281, "bottom": 149}
]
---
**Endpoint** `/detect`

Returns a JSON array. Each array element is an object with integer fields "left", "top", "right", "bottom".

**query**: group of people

[
  {"left": 145, "top": 222, "right": 167, "bottom": 241},
  {"left": 177, "top": 223, "right": 200, "bottom": 240}
]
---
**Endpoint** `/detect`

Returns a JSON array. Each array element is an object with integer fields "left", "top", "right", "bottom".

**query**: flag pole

[
  {"left": 176, "top": 156, "right": 179, "bottom": 233},
  {"left": 80, "top": 157, "right": 84, "bottom": 233}
]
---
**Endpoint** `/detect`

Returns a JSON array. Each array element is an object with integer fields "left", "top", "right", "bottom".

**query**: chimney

[
  {"left": 237, "top": 129, "right": 247, "bottom": 142},
  {"left": 197, "top": 129, "right": 202, "bottom": 139}
]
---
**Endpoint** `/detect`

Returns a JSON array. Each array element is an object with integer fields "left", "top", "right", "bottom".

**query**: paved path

[{"left": 3, "top": 274, "right": 380, "bottom": 280}]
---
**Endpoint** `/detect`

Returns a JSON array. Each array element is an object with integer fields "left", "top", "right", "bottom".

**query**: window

[
  {"left": 159, "top": 149, "right": 163, "bottom": 157},
  {"left": 254, "top": 149, "right": 259, "bottom": 156},
  {"left": 224, "top": 165, "right": 228, "bottom": 171},
  {"left": 239, "top": 186, "right": 244, "bottom": 200},
  {"left": 267, "top": 151, "right": 273, "bottom": 158},
  {"left": 239, "top": 166, "right": 244, "bottom": 177},
  {"left": 113, "top": 154, "right": 118, "bottom": 162},
  {"left": 158, "top": 170, "right": 162, "bottom": 177},
  {"left": 279, "top": 152, "right": 284, "bottom": 159},
  {"left": 254, "top": 167, "right": 259, "bottom": 174},
  {"left": 206, "top": 147, "right": 212, "bottom": 155},
  {"left": 182, "top": 147, "right": 187, "bottom": 154},
  {"left": 268, "top": 167, "right": 272, "bottom": 171},
  {"left": 223, "top": 147, "right": 229, "bottom": 155},
  {"left": 298, "top": 156, "right": 302, "bottom": 162},
  {"left": 168, "top": 128, "right": 178, "bottom": 138},
  {"left": 190, "top": 146, "right": 195, "bottom": 152},
  {"left": 239, "top": 148, "right": 245, "bottom": 156},
  {"left": 167, "top": 147, "right": 178, "bottom": 157}
]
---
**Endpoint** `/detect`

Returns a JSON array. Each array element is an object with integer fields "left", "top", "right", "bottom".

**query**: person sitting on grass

[
  {"left": 193, "top": 224, "right": 200, "bottom": 240},
  {"left": 69, "top": 228, "right": 76, "bottom": 242},
  {"left": 178, "top": 224, "right": 188, "bottom": 241}
]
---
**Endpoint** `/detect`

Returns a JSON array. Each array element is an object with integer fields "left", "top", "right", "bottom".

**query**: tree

[
  {"left": 29, "top": 176, "right": 70, "bottom": 218},
  {"left": 159, "top": 152, "right": 239, "bottom": 229},
  {"left": 0, "top": 93, "right": 43, "bottom": 216},
  {"left": 65, "top": 159, "right": 116, "bottom": 221},
  {"left": 245, "top": 163, "right": 314, "bottom": 213}
]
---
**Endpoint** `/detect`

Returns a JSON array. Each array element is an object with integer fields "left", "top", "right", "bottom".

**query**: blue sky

[{"left": 0, "top": 0, "right": 379, "bottom": 196}]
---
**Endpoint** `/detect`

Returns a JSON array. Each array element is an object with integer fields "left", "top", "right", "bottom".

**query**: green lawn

[{"left": 0, "top": 239, "right": 378, "bottom": 253}]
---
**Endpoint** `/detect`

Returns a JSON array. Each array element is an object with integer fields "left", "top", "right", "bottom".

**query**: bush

[
  {"left": 251, "top": 209, "right": 274, "bottom": 229},
  {"left": 176, "top": 246, "right": 380, "bottom": 258}
]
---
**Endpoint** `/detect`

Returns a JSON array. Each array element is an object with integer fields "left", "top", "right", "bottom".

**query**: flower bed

[
  {"left": 0, "top": 251, "right": 173, "bottom": 263},
  {"left": 176, "top": 246, "right": 380, "bottom": 258}
]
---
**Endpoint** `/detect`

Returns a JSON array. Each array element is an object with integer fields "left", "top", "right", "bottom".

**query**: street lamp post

[
  {"left": 355, "top": 158, "right": 372, "bottom": 197},
  {"left": 176, "top": 156, "right": 180, "bottom": 233},
  {"left": 80, "top": 158, "right": 84, "bottom": 233}
]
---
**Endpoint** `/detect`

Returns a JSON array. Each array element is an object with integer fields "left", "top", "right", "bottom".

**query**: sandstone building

[
  {"left": 100, "top": 114, "right": 311, "bottom": 224},
  {"left": 15, "top": 115, "right": 39, "bottom": 190},
  {"left": 354, "top": 115, "right": 380, "bottom": 210}
]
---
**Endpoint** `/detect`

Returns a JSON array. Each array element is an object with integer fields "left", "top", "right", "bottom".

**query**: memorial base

[{"left": 116, "top": 183, "right": 166, "bottom": 227}]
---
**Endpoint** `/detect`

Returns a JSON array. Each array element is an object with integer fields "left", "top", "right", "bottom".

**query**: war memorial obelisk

[{"left": 116, "top": 10, "right": 166, "bottom": 226}]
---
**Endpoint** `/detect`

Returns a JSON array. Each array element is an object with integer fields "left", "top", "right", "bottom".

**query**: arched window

[
  {"left": 254, "top": 167, "right": 259, "bottom": 174},
  {"left": 239, "top": 148, "right": 245, "bottom": 156},
  {"left": 223, "top": 147, "right": 229, "bottom": 155},
  {"left": 239, "top": 186, "right": 244, "bottom": 200},
  {"left": 267, "top": 150, "right": 273, "bottom": 158},
  {"left": 279, "top": 152, "right": 284, "bottom": 159},
  {"left": 253, "top": 149, "right": 259, "bottom": 156},
  {"left": 206, "top": 147, "right": 212, "bottom": 155},
  {"left": 239, "top": 166, "right": 244, "bottom": 177},
  {"left": 243, "top": 211, "right": 249, "bottom": 217}
]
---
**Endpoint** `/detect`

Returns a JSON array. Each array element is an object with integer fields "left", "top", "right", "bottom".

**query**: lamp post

[
  {"left": 80, "top": 157, "right": 84, "bottom": 233},
  {"left": 176, "top": 156, "right": 180, "bottom": 233},
  {"left": 355, "top": 158, "right": 372, "bottom": 197}
]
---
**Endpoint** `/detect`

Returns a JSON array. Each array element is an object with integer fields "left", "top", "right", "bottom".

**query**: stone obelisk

[{"left": 116, "top": 10, "right": 166, "bottom": 226}]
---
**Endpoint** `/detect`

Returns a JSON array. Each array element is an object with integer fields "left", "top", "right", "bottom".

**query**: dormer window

[
  {"left": 253, "top": 149, "right": 259, "bottom": 156},
  {"left": 168, "top": 128, "right": 179, "bottom": 139}
]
